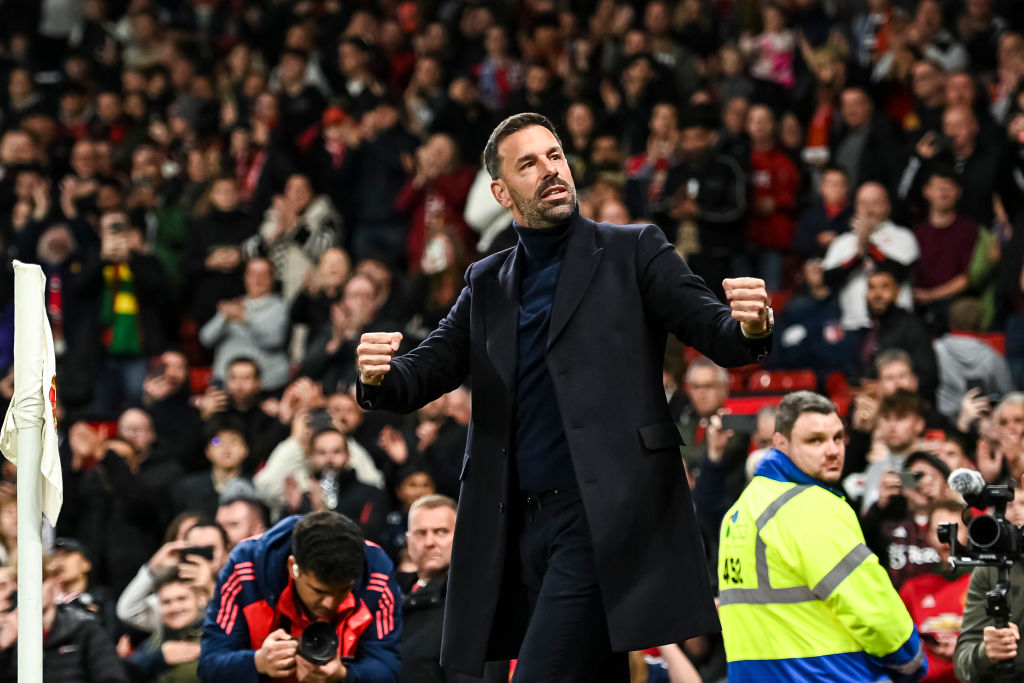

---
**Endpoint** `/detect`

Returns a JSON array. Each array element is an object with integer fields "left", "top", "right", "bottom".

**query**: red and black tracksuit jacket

[{"left": 198, "top": 515, "right": 401, "bottom": 682}]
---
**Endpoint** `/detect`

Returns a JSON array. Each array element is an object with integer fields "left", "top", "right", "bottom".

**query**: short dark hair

[
  {"left": 948, "top": 297, "right": 983, "bottom": 333},
  {"left": 879, "top": 389, "right": 923, "bottom": 419},
  {"left": 153, "top": 566, "right": 189, "bottom": 592},
  {"left": 310, "top": 426, "right": 347, "bottom": 450},
  {"left": 292, "top": 511, "right": 365, "bottom": 585},
  {"left": 185, "top": 517, "right": 230, "bottom": 551},
  {"left": 227, "top": 356, "right": 261, "bottom": 379},
  {"left": 483, "top": 112, "right": 563, "bottom": 180},
  {"left": 774, "top": 390, "right": 837, "bottom": 438}
]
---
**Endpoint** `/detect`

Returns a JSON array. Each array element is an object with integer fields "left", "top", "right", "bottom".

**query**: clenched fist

[
  {"left": 357, "top": 332, "right": 403, "bottom": 386},
  {"left": 723, "top": 277, "right": 770, "bottom": 336}
]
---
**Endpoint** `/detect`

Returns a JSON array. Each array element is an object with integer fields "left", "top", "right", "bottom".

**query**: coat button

[
  {"left": 501, "top": 448, "right": 508, "bottom": 456},
  {"left": 498, "top": 502, "right": 505, "bottom": 514}
]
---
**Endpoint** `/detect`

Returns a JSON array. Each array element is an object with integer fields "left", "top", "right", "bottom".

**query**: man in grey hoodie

[{"left": 933, "top": 297, "right": 1013, "bottom": 420}]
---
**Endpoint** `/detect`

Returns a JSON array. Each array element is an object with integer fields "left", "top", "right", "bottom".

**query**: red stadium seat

[
  {"left": 746, "top": 369, "right": 817, "bottom": 394},
  {"left": 768, "top": 289, "right": 792, "bottom": 314},
  {"left": 191, "top": 367, "right": 214, "bottom": 395},
  {"left": 728, "top": 371, "right": 745, "bottom": 394},
  {"left": 724, "top": 395, "right": 784, "bottom": 414}
]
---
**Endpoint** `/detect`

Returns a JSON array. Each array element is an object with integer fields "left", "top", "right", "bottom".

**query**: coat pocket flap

[{"left": 638, "top": 421, "right": 685, "bottom": 451}]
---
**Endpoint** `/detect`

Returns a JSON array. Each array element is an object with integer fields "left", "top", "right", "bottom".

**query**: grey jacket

[
  {"left": 953, "top": 562, "right": 1024, "bottom": 681},
  {"left": 934, "top": 335, "right": 1014, "bottom": 420}
]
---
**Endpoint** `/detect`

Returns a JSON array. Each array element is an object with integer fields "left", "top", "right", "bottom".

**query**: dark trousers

[{"left": 510, "top": 488, "right": 629, "bottom": 683}]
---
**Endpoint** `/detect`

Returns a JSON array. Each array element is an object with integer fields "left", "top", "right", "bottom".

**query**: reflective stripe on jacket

[{"left": 718, "top": 449, "right": 927, "bottom": 682}]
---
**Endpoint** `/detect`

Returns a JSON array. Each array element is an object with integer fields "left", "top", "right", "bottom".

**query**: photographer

[
  {"left": 198, "top": 510, "right": 401, "bottom": 682},
  {"left": 952, "top": 474, "right": 1024, "bottom": 680}
]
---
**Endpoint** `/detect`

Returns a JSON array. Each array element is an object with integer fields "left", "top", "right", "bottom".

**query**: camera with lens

[
  {"left": 937, "top": 469, "right": 1023, "bottom": 681},
  {"left": 296, "top": 621, "right": 339, "bottom": 666},
  {"left": 937, "top": 479, "right": 1022, "bottom": 562}
]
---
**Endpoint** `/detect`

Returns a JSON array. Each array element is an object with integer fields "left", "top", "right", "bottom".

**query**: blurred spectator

[
  {"left": 770, "top": 259, "right": 857, "bottom": 373},
  {"left": 860, "top": 390, "right": 929, "bottom": 512},
  {"left": 911, "top": 168, "right": 978, "bottom": 329},
  {"left": 624, "top": 102, "right": 680, "bottom": 224},
  {"left": 183, "top": 176, "right": 252, "bottom": 326},
  {"left": 52, "top": 537, "right": 117, "bottom": 636},
  {"left": 656, "top": 106, "right": 746, "bottom": 301},
  {"left": 74, "top": 211, "right": 173, "bottom": 416},
  {"left": 385, "top": 465, "right": 437, "bottom": 561},
  {"left": 280, "top": 427, "right": 388, "bottom": 546},
  {"left": 72, "top": 411, "right": 184, "bottom": 594},
  {"left": 175, "top": 423, "right": 251, "bottom": 519},
  {"left": 399, "top": 494, "right": 462, "bottom": 683},
  {"left": 245, "top": 174, "right": 342, "bottom": 302},
  {"left": 830, "top": 87, "right": 905, "bottom": 194},
  {"left": 0, "top": 556, "right": 128, "bottom": 682},
  {"left": 351, "top": 102, "right": 420, "bottom": 265},
  {"left": 125, "top": 568, "right": 206, "bottom": 683},
  {"left": 214, "top": 489, "right": 267, "bottom": 550},
  {"left": 933, "top": 298, "right": 1014, "bottom": 420},
  {"left": 794, "top": 165, "right": 852, "bottom": 259},
  {"left": 378, "top": 395, "right": 467, "bottom": 500},
  {"left": 860, "top": 268, "right": 939, "bottom": 400},
  {"left": 141, "top": 351, "right": 203, "bottom": 472},
  {"left": 898, "top": 105, "right": 1003, "bottom": 227},
  {"left": 395, "top": 133, "right": 476, "bottom": 274},
  {"left": 740, "top": 104, "right": 800, "bottom": 291},
  {"left": 900, "top": 501, "right": 973, "bottom": 683},
  {"left": 0, "top": 492, "right": 15, "bottom": 567},
  {"left": 861, "top": 451, "right": 953, "bottom": 589},
  {"left": 822, "top": 182, "right": 919, "bottom": 331},
  {"left": 195, "top": 357, "right": 288, "bottom": 472},
  {"left": 198, "top": 258, "right": 289, "bottom": 392}
]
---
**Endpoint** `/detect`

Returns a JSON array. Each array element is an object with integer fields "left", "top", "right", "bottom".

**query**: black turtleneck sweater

[{"left": 513, "top": 218, "right": 576, "bottom": 492}]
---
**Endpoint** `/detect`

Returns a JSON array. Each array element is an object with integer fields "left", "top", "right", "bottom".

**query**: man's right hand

[
  {"left": 357, "top": 332, "right": 403, "bottom": 386},
  {"left": 255, "top": 629, "right": 298, "bottom": 678},
  {"left": 984, "top": 623, "right": 1020, "bottom": 662}
]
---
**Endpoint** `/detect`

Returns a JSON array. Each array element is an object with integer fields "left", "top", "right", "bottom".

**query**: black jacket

[
  {"left": 358, "top": 214, "right": 770, "bottom": 674},
  {"left": 862, "top": 305, "right": 939, "bottom": 401},
  {"left": 0, "top": 605, "right": 127, "bottom": 683},
  {"left": 399, "top": 572, "right": 481, "bottom": 683},
  {"left": 184, "top": 208, "right": 254, "bottom": 325}
]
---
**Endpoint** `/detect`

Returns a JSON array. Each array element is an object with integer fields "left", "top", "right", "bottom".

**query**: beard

[{"left": 508, "top": 176, "right": 577, "bottom": 228}]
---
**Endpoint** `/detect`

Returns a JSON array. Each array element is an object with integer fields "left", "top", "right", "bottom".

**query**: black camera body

[
  {"left": 296, "top": 621, "right": 339, "bottom": 666},
  {"left": 937, "top": 478, "right": 1021, "bottom": 681},
  {"left": 937, "top": 483, "right": 1021, "bottom": 565}
]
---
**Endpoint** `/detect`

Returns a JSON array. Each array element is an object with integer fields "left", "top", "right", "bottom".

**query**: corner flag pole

[{"left": 5, "top": 263, "right": 51, "bottom": 683}]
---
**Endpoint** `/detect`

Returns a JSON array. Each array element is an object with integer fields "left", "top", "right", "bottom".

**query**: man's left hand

[
  {"left": 723, "top": 278, "right": 770, "bottom": 336},
  {"left": 295, "top": 651, "right": 347, "bottom": 682}
]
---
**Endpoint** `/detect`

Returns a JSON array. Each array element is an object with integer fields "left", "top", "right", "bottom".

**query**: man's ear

[
  {"left": 287, "top": 555, "right": 299, "bottom": 579},
  {"left": 490, "top": 179, "right": 513, "bottom": 210},
  {"left": 772, "top": 432, "right": 788, "bottom": 452}
]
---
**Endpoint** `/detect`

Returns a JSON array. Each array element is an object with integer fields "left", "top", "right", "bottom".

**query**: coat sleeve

[
  {"left": 634, "top": 224, "right": 769, "bottom": 366},
  {"left": 197, "top": 556, "right": 261, "bottom": 683},
  {"left": 357, "top": 268, "right": 472, "bottom": 414}
]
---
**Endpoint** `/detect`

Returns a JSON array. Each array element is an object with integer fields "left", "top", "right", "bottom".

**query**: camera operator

[
  {"left": 952, "top": 474, "right": 1024, "bottom": 680},
  {"left": 198, "top": 510, "right": 401, "bottom": 682}
]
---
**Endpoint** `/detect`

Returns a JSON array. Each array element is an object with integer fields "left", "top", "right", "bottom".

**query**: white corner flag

[{"left": 0, "top": 262, "right": 62, "bottom": 525}]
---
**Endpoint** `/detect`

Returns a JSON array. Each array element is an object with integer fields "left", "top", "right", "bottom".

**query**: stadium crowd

[{"left": 1, "top": 0, "right": 1024, "bottom": 680}]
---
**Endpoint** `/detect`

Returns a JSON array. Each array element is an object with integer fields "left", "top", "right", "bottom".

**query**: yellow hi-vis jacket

[{"left": 718, "top": 449, "right": 927, "bottom": 682}]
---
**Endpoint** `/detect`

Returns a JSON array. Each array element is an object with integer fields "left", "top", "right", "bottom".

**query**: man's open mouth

[{"left": 540, "top": 185, "right": 568, "bottom": 200}]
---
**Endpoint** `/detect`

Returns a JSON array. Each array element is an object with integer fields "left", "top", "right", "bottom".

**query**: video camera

[{"left": 936, "top": 468, "right": 1022, "bottom": 681}]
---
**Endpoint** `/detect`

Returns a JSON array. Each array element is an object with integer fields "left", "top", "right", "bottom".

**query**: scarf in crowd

[{"left": 100, "top": 263, "right": 142, "bottom": 355}]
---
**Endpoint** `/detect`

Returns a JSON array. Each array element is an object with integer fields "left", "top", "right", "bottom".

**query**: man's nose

[{"left": 538, "top": 155, "right": 558, "bottom": 178}]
